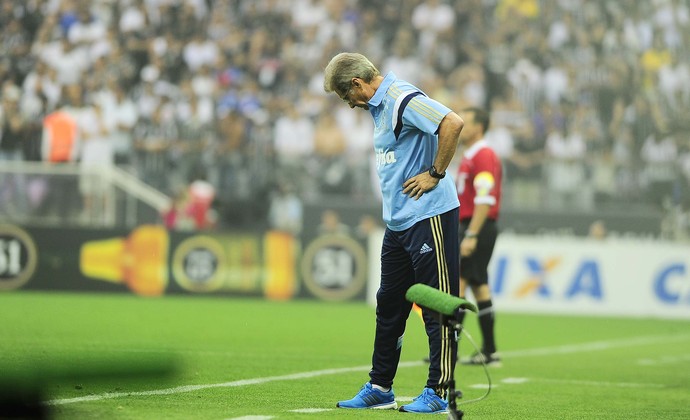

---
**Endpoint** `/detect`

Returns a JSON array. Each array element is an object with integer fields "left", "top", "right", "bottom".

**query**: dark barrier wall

[
  {"left": 0, "top": 224, "right": 298, "bottom": 299},
  {"left": 502, "top": 208, "right": 661, "bottom": 237},
  {"left": 300, "top": 199, "right": 662, "bottom": 238},
  {"left": 0, "top": 222, "right": 373, "bottom": 302},
  {"left": 0, "top": 198, "right": 662, "bottom": 300}
]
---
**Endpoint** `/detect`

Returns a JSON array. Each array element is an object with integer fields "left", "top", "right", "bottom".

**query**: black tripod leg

[{"left": 447, "top": 408, "right": 464, "bottom": 419}]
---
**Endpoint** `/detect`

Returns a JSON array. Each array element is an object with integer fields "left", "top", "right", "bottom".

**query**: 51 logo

[{"left": 0, "top": 225, "right": 38, "bottom": 291}]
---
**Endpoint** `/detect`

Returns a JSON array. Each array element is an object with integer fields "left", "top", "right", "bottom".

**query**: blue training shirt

[{"left": 369, "top": 72, "right": 460, "bottom": 231}]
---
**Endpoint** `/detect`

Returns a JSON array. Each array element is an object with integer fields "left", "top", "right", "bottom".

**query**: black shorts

[
  {"left": 459, "top": 218, "right": 498, "bottom": 286},
  {"left": 380, "top": 207, "right": 460, "bottom": 298}
]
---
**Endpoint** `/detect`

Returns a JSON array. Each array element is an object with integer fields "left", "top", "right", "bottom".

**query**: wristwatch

[{"left": 428, "top": 165, "right": 446, "bottom": 179}]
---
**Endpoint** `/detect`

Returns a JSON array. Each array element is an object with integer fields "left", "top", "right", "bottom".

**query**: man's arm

[
  {"left": 403, "top": 111, "right": 464, "bottom": 200},
  {"left": 433, "top": 111, "right": 464, "bottom": 175},
  {"left": 461, "top": 203, "right": 489, "bottom": 257}
]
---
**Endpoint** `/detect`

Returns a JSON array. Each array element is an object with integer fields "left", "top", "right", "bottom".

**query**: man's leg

[
  {"left": 337, "top": 228, "right": 410, "bottom": 410},
  {"left": 399, "top": 209, "right": 459, "bottom": 414},
  {"left": 462, "top": 220, "right": 500, "bottom": 365},
  {"left": 369, "top": 228, "right": 415, "bottom": 388},
  {"left": 405, "top": 209, "right": 459, "bottom": 396},
  {"left": 472, "top": 284, "right": 497, "bottom": 355}
]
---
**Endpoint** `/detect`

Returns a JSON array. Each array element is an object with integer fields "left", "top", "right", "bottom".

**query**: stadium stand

[{"left": 0, "top": 0, "right": 688, "bottom": 238}]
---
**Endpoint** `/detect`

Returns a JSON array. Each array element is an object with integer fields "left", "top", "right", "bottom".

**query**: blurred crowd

[{"left": 1, "top": 0, "right": 689, "bottom": 232}]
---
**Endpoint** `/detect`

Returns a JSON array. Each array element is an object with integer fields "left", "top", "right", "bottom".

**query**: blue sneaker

[
  {"left": 399, "top": 387, "right": 448, "bottom": 414},
  {"left": 336, "top": 382, "right": 397, "bottom": 409}
]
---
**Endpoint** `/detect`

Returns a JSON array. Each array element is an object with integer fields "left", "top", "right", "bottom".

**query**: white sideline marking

[
  {"left": 535, "top": 378, "right": 665, "bottom": 388},
  {"left": 501, "top": 377, "right": 528, "bottom": 384},
  {"left": 289, "top": 408, "right": 333, "bottom": 413},
  {"left": 637, "top": 354, "right": 690, "bottom": 365},
  {"left": 46, "top": 361, "right": 420, "bottom": 406},
  {"left": 497, "top": 377, "right": 665, "bottom": 389},
  {"left": 46, "top": 334, "right": 688, "bottom": 406},
  {"left": 500, "top": 334, "right": 690, "bottom": 358},
  {"left": 226, "top": 416, "right": 274, "bottom": 420}
]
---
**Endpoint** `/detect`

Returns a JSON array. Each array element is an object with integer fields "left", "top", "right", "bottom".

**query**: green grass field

[{"left": 1, "top": 292, "right": 689, "bottom": 419}]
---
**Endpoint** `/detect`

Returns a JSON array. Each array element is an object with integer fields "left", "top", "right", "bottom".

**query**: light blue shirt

[{"left": 368, "top": 72, "right": 459, "bottom": 231}]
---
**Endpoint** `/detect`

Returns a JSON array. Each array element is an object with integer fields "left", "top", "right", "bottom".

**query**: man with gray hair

[{"left": 324, "top": 52, "right": 464, "bottom": 414}]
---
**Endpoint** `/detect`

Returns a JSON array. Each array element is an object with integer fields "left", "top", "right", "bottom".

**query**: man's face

[{"left": 337, "top": 80, "right": 369, "bottom": 110}]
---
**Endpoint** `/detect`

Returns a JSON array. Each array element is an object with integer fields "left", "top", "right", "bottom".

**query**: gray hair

[{"left": 323, "top": 52, "right": 380, "bottom": 94}]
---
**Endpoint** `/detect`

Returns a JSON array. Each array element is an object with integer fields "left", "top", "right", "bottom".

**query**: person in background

[
  {"left": 267, "top": 180, "right": 303, "bottom": 235},
  {"left": 186, "top": 170, "right": 217, "bottom": 230},
  {"left": 455, "top": 107, "right": 503, "bottom": 367},
  {"left": 39, "top": 99, "right": 80, "bottom": 220},
  {"left": 323, "top": 52, "right": 464, "bottom": 414},
  {"left": 588, "top": 219, "right": 608, "bottom": 240},
  {"left": 317, "top": 209, "right": 351, "bottom": 236},
  {"left": 77, "top": 100, "right": 114, "bottom": 224},
  {"left": 161, "top": 187, "right": 195, "bottom": 231},
  {"left": 0, "top": 84, "right": 28, "bottom": 217}
]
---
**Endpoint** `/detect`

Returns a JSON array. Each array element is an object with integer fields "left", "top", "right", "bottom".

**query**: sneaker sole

[
  {"left": 336, "top": 402, "right": 398, "bottom": 410},
  {"left": 374, "top": 402, "right": 397, "bottom": 410},
  {"left": 399, "top": 406, "right": 448, "bottom": 414}
]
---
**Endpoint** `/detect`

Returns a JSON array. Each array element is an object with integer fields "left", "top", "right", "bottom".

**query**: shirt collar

[
  {"left": 368, "top": 71, "right": 396, "bottom": 107},
  {"left": 464, "top": 139, "right": 488, "bottom": 159}
]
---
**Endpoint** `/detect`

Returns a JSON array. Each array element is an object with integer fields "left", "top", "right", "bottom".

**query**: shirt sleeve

[
  {"left": 473, "top": 149, "right": 499, "bottom": 206},
  {"left": 402, "top": 95, "right": 452, "bottom": 136}
]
